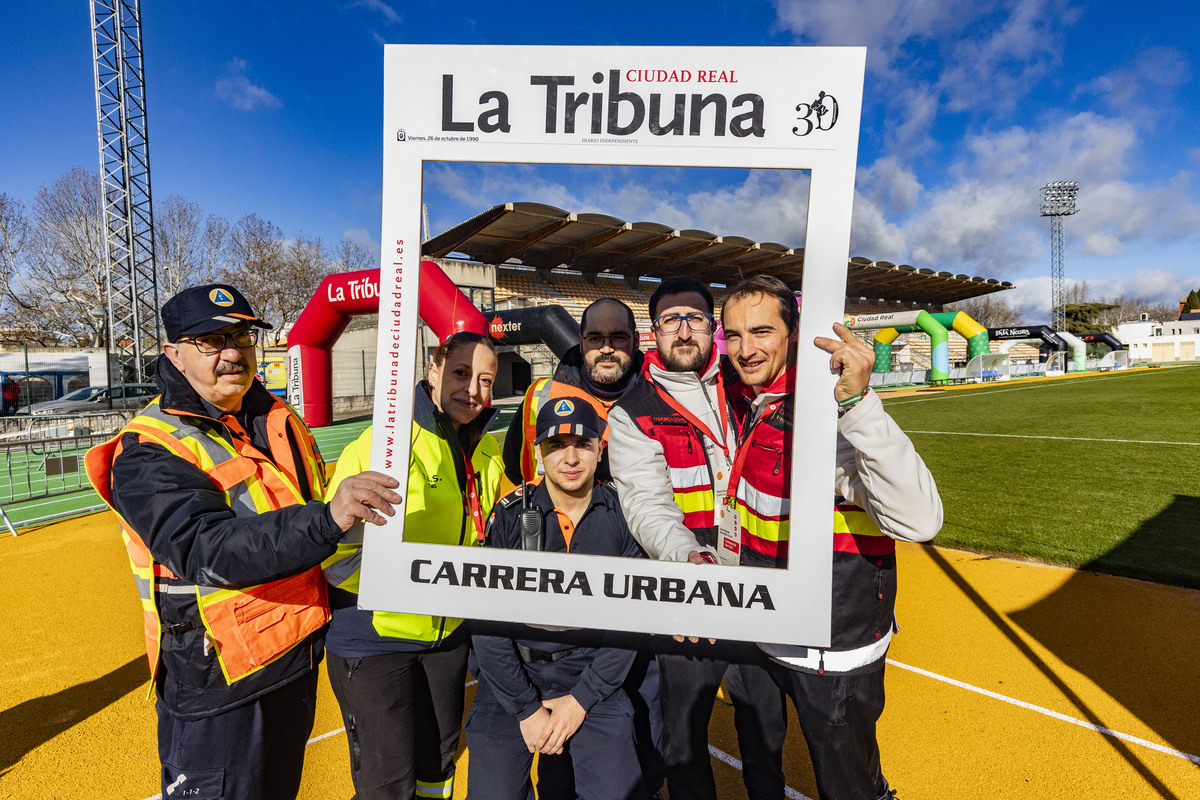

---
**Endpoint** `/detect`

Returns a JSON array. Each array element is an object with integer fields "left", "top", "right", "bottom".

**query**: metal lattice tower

[
  {"left": 1039, "top": 180, "right": 1079, "bottom": 331},
  {"left": 91, "top": 0, "right": 160, "bottom": 383}
]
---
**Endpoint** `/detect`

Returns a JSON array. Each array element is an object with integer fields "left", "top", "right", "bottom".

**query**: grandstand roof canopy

[{"left": 423, "top": 202, "right": 1013, "bottom": 306}]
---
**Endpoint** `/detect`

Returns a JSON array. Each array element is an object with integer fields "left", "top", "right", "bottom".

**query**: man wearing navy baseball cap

[
  {"left": 86, "top": 283, "right": 402, "bottom": 800},
  {"left": 466, "top": 397, "right": 656, "bottom": 799}
]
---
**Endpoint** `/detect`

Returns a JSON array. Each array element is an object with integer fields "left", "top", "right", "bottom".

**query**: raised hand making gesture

[{"left": 813, "top": 322, "right": 873, "bottom": 402}]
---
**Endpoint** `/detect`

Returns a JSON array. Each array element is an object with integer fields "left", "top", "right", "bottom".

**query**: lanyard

[
  {"left": 651, "top": 370, "right": 732, "bottom": 460},
  {"left": 462, "top": 450, "right": 487, "bottom": 542},
  {"left": 725, "top": 397, "right": 784, "bottom": 507}
]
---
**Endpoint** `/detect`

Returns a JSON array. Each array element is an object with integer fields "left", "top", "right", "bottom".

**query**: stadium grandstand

[{"left": 385, "top": 201, "right": 1014, "bottom": 395}]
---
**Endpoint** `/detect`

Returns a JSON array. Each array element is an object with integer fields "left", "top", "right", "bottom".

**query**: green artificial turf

[{"left": 881, "top": 365, "right": 1200, "bottom": 588}]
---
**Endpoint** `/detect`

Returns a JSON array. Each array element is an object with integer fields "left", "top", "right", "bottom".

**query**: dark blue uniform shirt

[{"left": 472, "top": 480, "right": 646, "bottom": 720}]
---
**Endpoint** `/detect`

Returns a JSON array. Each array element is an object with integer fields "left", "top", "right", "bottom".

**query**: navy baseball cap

[
  {"left": 161, "top": 284, "right": 272, "bottom": 341},
  {"left": 534, "top": 397, "right": 606, "bottom": 445}
]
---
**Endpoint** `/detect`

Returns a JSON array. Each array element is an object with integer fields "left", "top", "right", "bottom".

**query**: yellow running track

[{"left": 2, "top": 512, "right": 1198, "bottom": 799}]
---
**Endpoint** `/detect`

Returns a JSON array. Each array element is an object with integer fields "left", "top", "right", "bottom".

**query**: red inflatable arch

[{"left": 286, "top": 259, "right": 488, "bottom": 427}]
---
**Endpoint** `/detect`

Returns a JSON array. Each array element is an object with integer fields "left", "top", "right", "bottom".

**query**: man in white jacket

[
  {"left": 721, "top": 275, "right": 942, "bottom": 800},
  {"left": 608, "top": 276, "right": 789, "bottom": 800}
]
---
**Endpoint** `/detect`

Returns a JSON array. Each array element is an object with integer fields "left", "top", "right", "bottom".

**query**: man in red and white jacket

[
  {"left": 722, "top": 275, "right": 942, "bottom": 800},
  {"left": 608, "top": 276, "right": 789, "bottom": 800}
]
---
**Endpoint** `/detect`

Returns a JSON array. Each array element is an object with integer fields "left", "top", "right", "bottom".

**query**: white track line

[
  {"left": 904, "top": 430, "right": 1200, "bottom": 446},
  {"left": 144, "top": 661, "right": 1200, "bottom": 800},
  {"left": 884, "top": 369, "right": 1180, "bottom": 405},
  {"left": 887, "top": 659, "right": 1200, "bottom": 765},
  {"left": 708, "top": 745, "right": 813, "bottom": 800},
  {"left": 139, "top": 678, "right": 811, "bottom": 800}
]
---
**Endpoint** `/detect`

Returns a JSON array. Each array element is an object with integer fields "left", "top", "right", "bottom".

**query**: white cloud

[
  {"left": 850, "top": 195, "right": 909, "bottom": 259},
  {"left": 992, "top": 269, "right": 1194, "bottom": 324},
  {"left": 858, "top": 157, "right": 922, "bottom": 214},
  {"left": 850, "top": 108, "right": 1200, "bottom": 279},
  {"left": 1006, "top": 276, "right": 1053, "bottom": 321},
  {"left": 1077, "top": 46, "right": 1190, "bottom": 109},
  {"left": 907, "top": 180, "right": 1044, "bottom": 273},
  {"left": 348, "top": 0, "right": 401, "bottom": 25},
  {"left": 938, "top": 0, "right": 1073, "bottom": 114},
  {"left": 426, "top": 165, "right": 816, "bottom": 249},
  {"left": 772, "top": 0, "right": 1074, "bottom": 116},
  {"left": 342, "top": 228, "right": 381, "bottom": 262},
  {"left": 771, "top": 0, "right": 978, "bottom": 77},
  {"left": 1120, "top": 269, "right": 1197, "bottom": 304},
  {"left": 215, "top": 59, "right": 281, "bottom": 112}
]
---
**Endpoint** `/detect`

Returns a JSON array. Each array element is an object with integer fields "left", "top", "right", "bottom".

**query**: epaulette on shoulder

[{"left": 498, "top": 485, "right": 525, "bottom": 508}]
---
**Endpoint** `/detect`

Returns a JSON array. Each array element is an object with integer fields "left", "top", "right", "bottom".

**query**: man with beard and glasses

[
  {"left": 85, "top": 284, "right": 400, "bottom": 800},
  {"left": 502, "top": 298, "right": 643, "bottom": 488},
  {"left": 607, "top": 276, "right": 788, "bottom": 800},
  {"left": 502, "top": 296, "right": 663, "bottom": 797}
]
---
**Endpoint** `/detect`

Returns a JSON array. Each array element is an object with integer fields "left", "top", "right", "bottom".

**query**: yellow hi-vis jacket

[
  {"left": 86, "top": 399, "right": 330, "bottom": 686},
  {"left": 321, "top": 388, "right": 503, "bottom": 648}
]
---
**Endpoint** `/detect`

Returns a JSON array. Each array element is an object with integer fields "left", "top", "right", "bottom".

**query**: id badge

[{"left": 716, "top": 498, "right": 741, "bottom": 567}]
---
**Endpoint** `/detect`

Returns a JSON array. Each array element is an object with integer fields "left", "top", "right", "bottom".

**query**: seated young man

[{"left": 466, "top": 400, "right": 648, "bottom": 800}]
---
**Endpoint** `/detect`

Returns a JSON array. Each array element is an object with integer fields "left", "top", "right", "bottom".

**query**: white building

[{"left": 1113, "top": 314, "right": 1200, "bottom": 363}]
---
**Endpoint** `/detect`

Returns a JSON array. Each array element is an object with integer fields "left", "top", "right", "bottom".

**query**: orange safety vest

[
  {"left": 85, "top": 399, "right": 330, "bottom": 687},
  {"left": 517, "top": 377, "right": 614, "bottom": 481}
]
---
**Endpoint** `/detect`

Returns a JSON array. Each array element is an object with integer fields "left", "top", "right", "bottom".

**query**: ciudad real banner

[{"left": 359, "top": 44, "right": 865, "bottom": 646}]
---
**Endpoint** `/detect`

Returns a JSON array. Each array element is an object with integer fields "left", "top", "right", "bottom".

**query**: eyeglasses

[
  {"left": 652, "top": 312, "right": 714, "bottom": 334},
  {"left": 582, "top": 332, "right": 633, "bottom": 348},
  {"left": 177, "top": 329, "right": 259, "bottom": 354}
]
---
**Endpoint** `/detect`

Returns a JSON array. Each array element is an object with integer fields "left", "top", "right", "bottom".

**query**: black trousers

[
  {"left": 328, "top": 642, "right": 469, "bottom": 800},
  {"left": 769, "top": 662, "right": 891, "bottom": 800},
  {"left": 536, "top": 648, "right": 665, "bottom": 798},
  {"left": 156, "top": 669, "right": 318, "bottom": 800},
  {"left": 465, "top": 650, "right": 645, "bottom": 800},
  {"left": 657, "top": 639, "right": 787, "bottom": 800}
]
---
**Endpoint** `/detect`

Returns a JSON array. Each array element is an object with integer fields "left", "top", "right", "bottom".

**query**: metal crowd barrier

[{"left": 0, "top": 412, "right": 133, "bottom": 535}]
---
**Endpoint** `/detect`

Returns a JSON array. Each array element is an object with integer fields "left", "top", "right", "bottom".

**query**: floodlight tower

[
  {"left": 91, "top": 0, "right": 161, "bottom": 384},
  {"left": 1039, "top": 180, "right": 1079, "bottom": 331}
]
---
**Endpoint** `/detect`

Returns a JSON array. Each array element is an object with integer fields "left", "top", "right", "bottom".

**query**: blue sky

[{"left": 4, "top": 0, "right": 1199, "bottom": 323}]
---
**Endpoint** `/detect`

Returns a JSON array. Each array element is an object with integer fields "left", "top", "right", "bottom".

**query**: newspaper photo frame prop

[{"left": 360, "top": 44, "right": 865, "bottom": 646}]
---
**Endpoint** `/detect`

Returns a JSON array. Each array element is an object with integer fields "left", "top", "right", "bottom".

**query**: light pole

[
  {"left": 89, "top": 306, "right": 113, "bottom": 409},
  {"left": 1039, "top": 181, "right": 1080, "bottom": 331}
]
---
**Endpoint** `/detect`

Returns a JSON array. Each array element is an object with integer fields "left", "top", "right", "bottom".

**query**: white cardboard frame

[{"left": 360, "top": 44, "right": 865, "bottom": 646}]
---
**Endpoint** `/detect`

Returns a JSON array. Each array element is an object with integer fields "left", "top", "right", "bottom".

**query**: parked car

[{"left": 30, "top": 384, "right": 160, "bottom": 415}]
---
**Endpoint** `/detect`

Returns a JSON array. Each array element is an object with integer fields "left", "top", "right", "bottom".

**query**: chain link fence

[{"left": 0, "top": 410, "right": 134, "bottom": 534}]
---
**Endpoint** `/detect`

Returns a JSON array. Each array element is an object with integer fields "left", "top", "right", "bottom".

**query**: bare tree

[
  {"left": 223, "top": 218, "right": 333, "bottom": 344},
  {"left": 199, "top": 214, "right": 230, "bottom": 284},
  {"left": 272, "top": 233, "right": 333, "bottom": 344},
  {"left": 333, "top": 238, "right": 375, "bottom": 273},
  {"left": 1062, "top": 281, "right": 1092, "bottom": 306},
  {"left": 225, "top": 213, "right": 286, "bottom": 333},
  {"left": 154, "top": 194, "right": 203, "bottom": 298},
  {"left": 6, "top": 168, "right": 107, "bottom": 346},
  {"left": 1063, "top": 291, "right": 1183, "bottom": 326},
  {"left": 947, "top": 292, "right": 1022, "bottom": 328},
  {"left": 0, "top": 193, "right": 29, "bottom": 305}
]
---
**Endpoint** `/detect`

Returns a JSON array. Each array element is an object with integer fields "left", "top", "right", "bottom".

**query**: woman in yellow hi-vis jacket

[{"left": 322, "top": 331, "right": 504, "bottom": 800}]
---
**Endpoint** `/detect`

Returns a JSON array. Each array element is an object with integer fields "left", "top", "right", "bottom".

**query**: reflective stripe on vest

[
  {"left": 762, "top": 627, "right": 894, "bottom": 674},
  {"left": 834, "top": 504, "right": 896, "bottom": 557},
  {"left": 416, "top": 777, "right": 455, "bottom": 800},
  {"left": 85, "top": 399, "right": 330, "bottom": 687},
  {"left": 734, "top": 399, "right": 893, "bottom": 563},
  {"left": 322, "top": 535, "right": 364, "bottom": 592},
  {"left": 321, "top": 419, "right": 505, "bottom": 646},
  {"left": 519, "top": 378, "right": 555, "bottom": 480},
  {"left": 519, "top": 378, "right": 613, "bottom": 482},
  {"left": 638, "top": 418, "right": 715, "bottom": 531}
]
